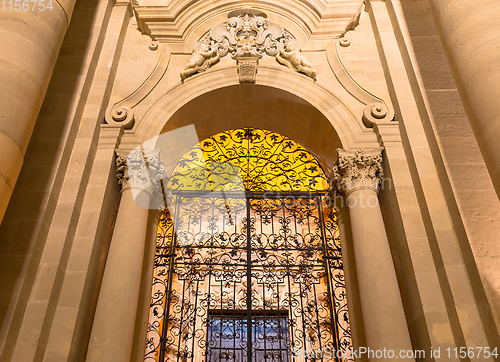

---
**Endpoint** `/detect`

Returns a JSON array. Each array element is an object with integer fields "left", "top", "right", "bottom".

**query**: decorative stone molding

[
  {"left": 341, "top": 2, "right": 363, "bottom": 36},
  {"left": 144, "top": 150, "right": 166, "bottom": 185},
  {"left": 143, "top": 149, "right": 170, "bottom": 209},
  {"left": 135, "top": 66, "right": 378, "bottom": 151},
  {"left": 105, "top": 44, "right": 170, "bottom": 129},
  {"left": 180, "top": 43, "right": 221, "bottom": 82},
  {"left": 327, "top": 40, "right": 387, "bottom": 105},
  {"left": 326, "top": 40, "right": 394, "bottom": 125},
  {"left": 363, "top": 102, "right": 393, "bottom": 127},
  {"left": 116, "top": 155, "right": 130, "bottom": 191},
  {"left": 149, "top": 41, "right": 158, "bottom": 51},
  {"left": 133, "top": 1, "right": 363, "bottom": 43},
  {"left": 106, "top": 105, "right": 135, "bottom": 129},
  {"left": 180, "top": 8, "right": 317, "bottom": 81},
  {"left": 116, "top": 149, "right": 152, "bottom": 193},
  {"left": 328, "top": 148, "right": 384, "bottom": 197},
  {"left": 98, "top": 124, "right": 125, "bottom": 151},
  {"left": 127, "top": 148, "right": 157, "bottom": 194},
  {"left": 339, "top": 38, "right": 351, "bottom": 47},
  {"left": 116, "top": 0, "right": 135, "bottom": 5},
  {"left": 212, "top": 9, "right": 295, "bottom": 59},
  {"left": 275, "top": 42, "right": 318, "bottom": 80}
]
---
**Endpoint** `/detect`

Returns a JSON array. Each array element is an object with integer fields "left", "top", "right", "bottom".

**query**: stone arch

[
  {"left": 134, "top": 64, "right": 379, "bottom": 171},
  {"left": 141, "top": 129, "right": 354, "bottom": 362},
  {"left": 128, "top": 61, "right": 381, "bottom": 359}
]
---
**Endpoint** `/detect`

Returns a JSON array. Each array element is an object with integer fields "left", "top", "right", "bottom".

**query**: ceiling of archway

[{"left": 161, "top": 85, "right": 343, "bottom": 171}]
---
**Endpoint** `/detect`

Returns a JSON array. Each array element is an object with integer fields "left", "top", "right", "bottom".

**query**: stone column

[
  {"left": 86, "top": 153, "right": 152, "bottom": 362},
  {"left": 425, "top": 0, "right": 500, "bottom": 198},
  {"left": 329, "top": 149, "right": 414, "bottom": 361},
  {"left": 0, "top": 0, "right": 78, "bottom": 223},
  {"left": 131, "top": 209, "right": 162, "bottom": 361}
]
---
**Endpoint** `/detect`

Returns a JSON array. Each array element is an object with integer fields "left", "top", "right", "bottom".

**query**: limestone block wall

[
  {"left": 393, "top": 0, "right": 500, "bottom": 334},
  {"left": 0, "top": 0, "right": 78, "bottom": 223},
  {"left": 0, "top": 0, "right": 498, "bottom": 360},
  {"left": 0, "top": 0, "right": 106, "bottom": 329},
  {"left": 0, "top": 0, "right": 120, "bottom": 359}
]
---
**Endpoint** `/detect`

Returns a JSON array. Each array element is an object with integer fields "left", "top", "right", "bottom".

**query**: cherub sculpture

[
  {"left": 180, "top": 43, "right": 221, "bottom": 82},
  {"left": 276, "top": 42, "right": 318, "bottom": 80}
]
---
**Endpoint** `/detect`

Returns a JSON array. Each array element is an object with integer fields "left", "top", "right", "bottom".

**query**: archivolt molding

[
  {"left": 326, "top": 39, "right": 394, "bottom": 127},
  {"left": 130, "top": 62, "right": 379, "bottom": 151},
  {"left": 105, "top": 44, "right": 171, "bottom": 129},
  {"left": 133, "top": 0, "right": 363, "bottom": 45}
]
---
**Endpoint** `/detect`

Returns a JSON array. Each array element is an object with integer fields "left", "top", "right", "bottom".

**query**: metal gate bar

[{"left": 146, "top": 194, "right": 352, "bottom": 362}]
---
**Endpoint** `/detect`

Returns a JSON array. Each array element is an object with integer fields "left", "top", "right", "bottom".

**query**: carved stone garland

[
  {"left": 116, "top": 155, "right": 130, "bottom": 190},
  {"left": 180, "top": 9, "right": 318, "bottom": 83}
]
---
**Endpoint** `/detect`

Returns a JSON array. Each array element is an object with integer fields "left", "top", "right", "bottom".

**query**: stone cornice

[
  {"left": 328, "top": 148, "right": 384, "bottom": 197},
  {"left": 133, "top": 0, "right": 363, "bottom": 43}
]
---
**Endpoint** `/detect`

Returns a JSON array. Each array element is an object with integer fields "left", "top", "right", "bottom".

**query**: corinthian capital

[
  {"left": 116, "top": 149, "right": 154, "bottom": 192},
  {"left": 328, "top": 148, "right": 384, "bottom": 196},
  {"left": 116, "top": 148, "right": 170, "bottom": 209}
]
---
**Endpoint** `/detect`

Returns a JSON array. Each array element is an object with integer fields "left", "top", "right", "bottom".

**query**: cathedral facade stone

[{"left": 0, "top": 0, "right": 499, "bottom": 361}]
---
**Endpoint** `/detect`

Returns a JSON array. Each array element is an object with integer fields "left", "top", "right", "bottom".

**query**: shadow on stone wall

[
  {"left": 0, "top": 0, "right": 103, "bottom": 340},
  {"left": 398, "top": 0, "right": 500, "bottom": 347}
]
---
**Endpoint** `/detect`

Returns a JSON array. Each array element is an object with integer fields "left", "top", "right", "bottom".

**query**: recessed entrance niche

[
  {"left": 160, "top": 85, "right": 344, "bottom": 171},
  {"left": 144, "top": 128, "right": 352, "bottom": 362}
]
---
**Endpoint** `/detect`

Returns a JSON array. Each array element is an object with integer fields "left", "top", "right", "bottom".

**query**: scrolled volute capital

[
  {"left": 328, "top": 148, "right": 384, "bottom": 197},
  {"left": 362, "top": 102, "right": 393, "bottom": 128},
  {"left": 144, "top": 149, "right": 166, "bottom": 184},
  {"left": 143, "top": 149, "right": 171, "bottom": 210},
  {"left": 105, "top": 105, "right": 135, "bottom": 129},
  {"left": 116, "top": 149, "right": 161, "bottom": 193}
]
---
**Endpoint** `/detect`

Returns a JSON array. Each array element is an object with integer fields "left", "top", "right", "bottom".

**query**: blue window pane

[{"left": 207, "top": 313, "right": 290, "bottom": 362}]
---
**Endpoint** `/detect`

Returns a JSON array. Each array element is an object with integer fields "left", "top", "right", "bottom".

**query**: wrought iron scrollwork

[
  {"left": 167, "top": 128, "right": 328, "bottom": 193},
  {"left": 145, "top": 129, "right": 352, "bottom": 362}
]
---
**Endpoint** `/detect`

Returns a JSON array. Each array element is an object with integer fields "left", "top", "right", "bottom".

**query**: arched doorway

[
  {"left": 144, "top": 128, "right": 352, "bottom": 362},
  {"left": 141, "top": 83, "right": 364, "bottom": 171}
]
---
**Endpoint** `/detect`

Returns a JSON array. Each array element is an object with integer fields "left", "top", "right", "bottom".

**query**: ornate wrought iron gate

[
  {"left": 145, "top": 192, "right": 352, "bottom": 362},
  {"left": 144, "top": 128, "right": 352, "bottom": 362}
]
